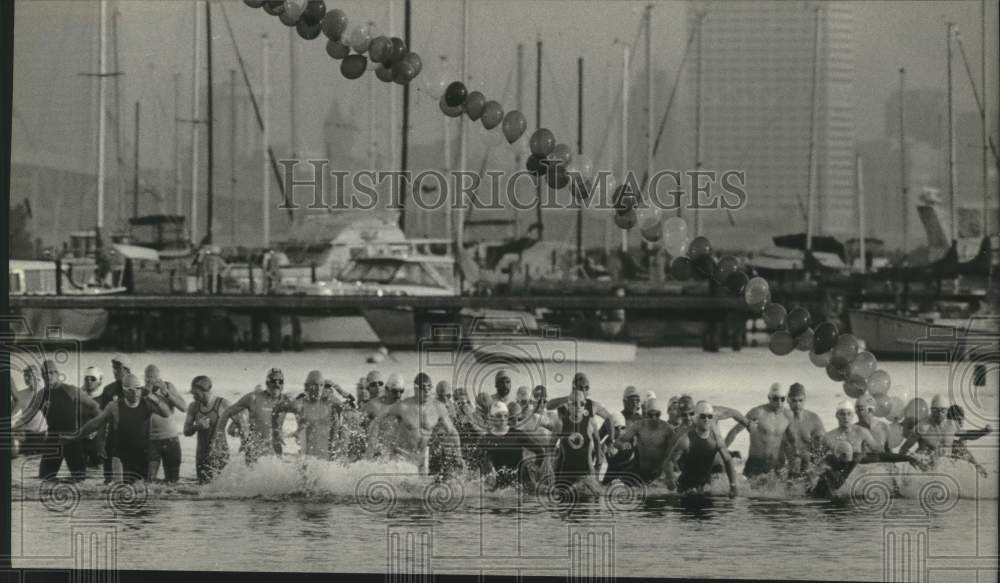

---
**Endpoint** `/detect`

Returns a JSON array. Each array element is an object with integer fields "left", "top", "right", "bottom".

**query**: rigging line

[
  {"left": 593, "top": 17, "right": 644, "bottom": 170},
  {"left": 956, "top": 32, "right": 999, "bottom": 163},
  {"left": 218, "top": 1, "right": 291, "bottom": 216}
]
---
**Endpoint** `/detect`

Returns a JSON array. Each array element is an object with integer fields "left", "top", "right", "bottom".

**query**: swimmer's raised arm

[
  {"left": 65, "top": 403, "right": 116, "bottom": 442},
  {"left": 217, "top": 393, "right": 253, "bottom": 435},
  {"left": 713, "top": 405, "right": 751, "bottom": 429}
]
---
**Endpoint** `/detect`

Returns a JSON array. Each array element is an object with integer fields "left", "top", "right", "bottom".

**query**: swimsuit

[
  {"left": 194, "top": 397, "right": 230, "bottom": 482},
  {"left": 677, "top": 429, "right": 722, "bottom": 492}
]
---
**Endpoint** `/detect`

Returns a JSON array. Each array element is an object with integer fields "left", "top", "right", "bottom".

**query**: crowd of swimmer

[{"left": 10, "top": 355, "right": 992, "bottom": 498}]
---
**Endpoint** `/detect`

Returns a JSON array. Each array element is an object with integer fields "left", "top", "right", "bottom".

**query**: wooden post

[{"left": 267, "top": 312, "right": 282, "bottom": 352}]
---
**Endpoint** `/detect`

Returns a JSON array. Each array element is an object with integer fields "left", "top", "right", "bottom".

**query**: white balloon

[
  {"left": 283, "top": 0, "right": 306, "bottom": 20},
  {"left": 347, "top": 23, "right": 371, "bottom": 54},
  {"left": 574, "top": 154, "right": 594, "bottom": 181}
]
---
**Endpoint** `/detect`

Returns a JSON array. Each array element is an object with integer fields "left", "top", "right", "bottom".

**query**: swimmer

[
  {"left": 514, "top": 386, "right": 532, "bottom": 420},
  {"left": 183, "top": 375, "right": 237, "bottom": 483},
  {"left": 33, "top": 360, "right": 100, "bottom": 481},
  {"left": 947, "top": 405, "right": 992, "bottom": 477},
  {"left": 290, "top": 370, "right": 345, "bottom": 460},
  {"left": 621, "top": 386, "right": 642, "bottom": 424},
  {"left": 641, "top": 391, "right": 657, "bottom": 416},
  {"left": 551, "top": 390, "right": 602, "bottom": 494},
  {"left": 145, "top": 365, "right": 187, "bottom": 483},
  {"left": 664, "top": 402, "right": 738, "bottom": 497},
  {"left": 365, "top": 370, "right": 385, "bottom": 401},
  {"left": 216, "top": 368, "right": 298, "bottom": 465},
  {"left": 96, "top": 354, "right": 132, "bottom": 482},
  {"left": 368, "top": 373, "right": 463, "bottom": 475},
  {"left": 666, "top": 396, "right": 680, "bottom": 426},
  {"left": 780, "top": 383, "right": 826, "bottom": 475},
  {"left": 546, "top": 373, "right": 616, "bottom": 441},
  {"left": 66, "top": 373, "right": 170, "bottom": 483},
  {"left": 823, "top": 399, "right": 880, "bottom": 456},
  {"left": 899, "top": 394, "right": 961, "bottom": 458},
  {"left": 806, "top": 441, "right": 861, "bottom": 498},
  {"left": 601, "top": 411, "right": 636, "bottom": 485},
  {"left": 853, "top": 394, "right": 891, "bottom": 453},
  {"left": 491, "top": 370, "right": 514, "bottom": 404},
  {"left": 436, "top": 381, "right": 454, "bottom": 413},
  {"left": 473, "top": 401, "right": 552, "bottom": 490},
  {"left": 725, "top": 382, "right": 792, "bottom": 478},
  {"left": 11, "top": 365, "right": 48, "bottom": 458},
  {"left": 612, "top": 398, "right": 675, "bottom": 483}
]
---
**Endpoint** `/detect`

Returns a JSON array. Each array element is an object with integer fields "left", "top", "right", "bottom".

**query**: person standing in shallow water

[
  {"left": 34, "top": 360, "right": 100, "bottom": 481},
  {"left": 66, "top": 373, "right": 171, "bottom": 483},
  {"left": 290, "top": 370, "right": 345, "bottom": 460},
  {"left": 780, "top": 383, "right": 826, "bottom": 476},
  {"left": 725, "top": 383, "right": 792, "bottom": 478},
  {"left": 184, "top": 376, "right": 238, "bottom": 483},
  {"left": 216, "top": 368, "right": 298, "bottom": 465},
  {"left": 145, "top": 365, "right": 187, "bottom": 483},
  {"left": 665, "top": 402, "right": 738, "bottom": 497}
]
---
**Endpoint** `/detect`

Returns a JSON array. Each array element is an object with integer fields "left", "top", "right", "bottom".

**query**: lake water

[{"left": 10, "top": 347, "right": 999, "bottom": 580}]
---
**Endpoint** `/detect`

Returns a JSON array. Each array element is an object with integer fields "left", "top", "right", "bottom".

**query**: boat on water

[{"left": 848, "top": 309, "right": 998, "bottom": 359}]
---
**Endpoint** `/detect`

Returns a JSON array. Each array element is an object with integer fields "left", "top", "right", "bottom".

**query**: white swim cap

[
  {"left": 85, "top": 366, "right": 104, "bottom": 383},
  {"left": 386, "top": 373, "right": 405, "bottom": 392},
  {"left": 836, "top": 399, "right": 855, "bottom": 412},
  {"left": 695, "top": 401, "right": 715, "bottom": 416},
  {"left": 644, "top": 390, "right": 657, "bottom": 401},
  {"left": 833, "top": 440, "right": 853, "bottom": 459},
  {"left": 489, "top": 401, "right": 509, "bottom": 418},
  {"left": 645, "top": 398, "right": 662, "bottom": 414},
  {"left": 768, "top": 382, "right": 786, "bottom": 397},
  {"left": 930, "top": 394, "right": 951, "bottom": 409},
  {"left": 610, "top": 411, "right": 627, "bottom": 428}
]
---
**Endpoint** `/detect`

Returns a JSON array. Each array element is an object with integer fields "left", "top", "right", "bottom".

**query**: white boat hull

[
  {"left": 471, "top": 338, "right": 638, "bottom": 364},
  {"left": 848, "top": 310, "right": 999, "bottom": 359}
]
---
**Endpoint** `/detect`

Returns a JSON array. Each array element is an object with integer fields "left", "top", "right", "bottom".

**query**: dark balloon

[
  {"left": 263, "top": 1, "right": 285, "bottom": 16},
  {"left": 769, "top": 331, "right": 796, "bottom": 356},
  {"left": 670, "top": 257, "right": 693, "bottom": 281},
  {"left": 826, "top": 363, "right": 847, "bottom": 382},
  {"left": 403, "top": 52, "right": 423, "bottom": 77},
  {"left": 369, "top": 36, "right": 391, "bottom": 63},
  {"left": 387, "top": 37, "right": 407, "bottom": 65},
  {"left": 321, "top": 9, "right": 348, "bottom": 40},
  {"left": 391, "top": 60, "right": 416, "bottom": 84},
  {"left": 813, "top": 322, "right": 839, "bottom": 354},
  {"left": 762, "top": 302, "right": 788, "bottom": 331},
  {"left": 303, "top": 0, "right": 326, "bottom": 25},
  {"left": 546, "top": 168, "right": 569, "bottom": 190},
  {"left": 481, "top": 101, "right": 504, "bottom": 130},
  {"left": 830, "top": 333, "right": 860, "bottom": 369},
  {"left": 502, "top": 110, "right": 527, "bottom": 143},
  {"left": 465, "top": 91, "right": 486, "bottom": 120},
  {"left": 843, "top": 380, "right": 867, "bottom": 399},
  {"left": 551, "top": 143, "right": 573, "bottom": 166},
  {"left": 244, "top": 0, "right": 266, "bottom": 8},
  {"left": 297, "top": 19, "right": 323, "bottom": 39},
  {"left": 715, "top": 255, "right": 740, "bottom": 281},
  {"left": 724, "top": 271, "right": 749, "bottom": 294},
  {"left": 614, "top": 208, "right": 637, "bottom": 230},
  {"left": 687, "top": 236, "right": 712, "bottom": 262},
  {"left": 439, "top": 94, "right": 463, "bottom": 116},
  {"left": 444, "top": 81, "right": 468, "bottom": 107},
  {"left": 526, "top": 153, "right": 546, "bottom": 176},
  {"left": 692, "top": 255, "right": 716, "bottom": 279},
  {"left": 529, "top": 128, "right": 556, "bottom": 156},
  {"left": 279, "top": 9, "right": 300, "bottom": 26},
  {"left": 613, "top": 185, "right": 636, "bottom": 215},
  {"left": 786, "top": 307, "right": 811, "bottom": 337},
  {"left": 340, "top": 54, "right": 368, "bottom": 80},
  {"left": 795, "top": 327, "right": 814, "bottom": 351},
  {"left": 326, "top": 39, "right": 350, "bottom": 59}
]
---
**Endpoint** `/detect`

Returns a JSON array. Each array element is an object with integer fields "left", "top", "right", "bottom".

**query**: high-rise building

[{"left": 686, "top": 0, "right": 855, "bottom": 248}]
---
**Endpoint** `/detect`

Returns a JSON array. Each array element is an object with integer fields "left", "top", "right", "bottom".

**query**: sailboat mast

[
  {"left": 536, "top": 37, "right": 544, "bottom": 242},
  {"left": 230, "top": 68, "right": 237, "bottom": 245},
  {"left": 206, "top": 1, "right": 214, "bottom": 244},
  {"left": 262, "top": 34, "right": 271, "bottom": 248},
  {"left": 133, "top": 101, "right": 140, "bottom": 219},
  {"left": 456, "top": 0, "right": 468, "bottom": 252},
  {"left": 856, "top": 154, "right": 865, "bottom": 274},
  {"left": 190, "top": 2, "right": 202, "bottom": 244},
  {"left": 645, "top": 4, "right": 653, "bottom": 190},
  {"left": 981, "top": 0, "right": 989, "bottom": 238},
  {"left": 442, "top": 55, "right": 451, "bottom": 241},
  {"left": 805, "top": 5, "right": 821, "bottom": 252},
  {"left": 900, "top": 68, "right": 908, "bottom": 253},
  {"left": 577, "top": 56, "right": 584, "bottom": 268},
  {"left": 621, "top": 42, "right": 629, "bottom": 253},
  {"left": 174, "top": 72, "right": 182, "bottom": 215},
  {"left": 693, "top": 11, "right": 704, "bottom": 238},
  {"left": 399, "top": 0, "right": 412, "bottom": 233},
  {"left": 96, "top": 0, "right": 108, "bottom": 231},
  {"left": 515, "top": 44, "right": 523, "bottom": 235},
  {"left": 946, "top": 22, "right": 956, "bottom": 243}
]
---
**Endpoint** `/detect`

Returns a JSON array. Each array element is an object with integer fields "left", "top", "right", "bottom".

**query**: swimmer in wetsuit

[
  {"left": 665, "top": 402, "right": 738, "bottom": 497},
  {"left": 552, "top": 390, "right": 602, "bottom": 495},
  {"left": 30, "top": 360, "right": 101, "bottom": 481},
  {"left": 67, "top": 373, "right": 171, "bottom": 483}
]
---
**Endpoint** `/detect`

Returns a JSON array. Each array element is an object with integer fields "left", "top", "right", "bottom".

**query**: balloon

[
  {"left": 530, "top": 129, "right": 556, "bottom": 156},
  {"left": 715, "top": 256, "right": 740, "bottom": 281},
  {"left": 663, "top": 216, "right": 688, "bottom": 239},
  {"left": 873, "top": 394, "right": 893, "bottom": 418},
  {"left": 769, "top": 331, "right": 796, "bottom": 356},
  {"left": 613, "top": 184, "right": 636, "bottom": 214},
  {"left": 439, "top": 94, "right": 463, "bottom": 116},
  {"left": 692, "top": 254, "right": 716, "bottom": 279},
  {"left": 809, "top": 347, "right": 832, "bottom": 367},
  {"left": 282, "top": 0, "right": 304, "bottom": 21},
  {"left": 725, "top": 271, "right": 749, "bottom": 294},
  {"left": 326, "top": 39, "right": 351, "bottom": 60},
  {"left": 830, "top": 334, "right": 860, "bottom": 369},
  {"left": 302, "top": 0, "right": 326, "bottom": 26},
  {"left": 347, "top": 24, "right": 371, "bottom": 54},
  {"left": 747, "top": 300, "right": 767, "bottom": 314},
  {"left": 403, "top": 52, "right": 423, "bottom": 77},
  {"left": 795, "top": 327, "right": 814, "bottom": 351},
  {"left": 481, "top": 101, "right": 504, "bottom": 130},
  {"left": 574, "top": 154, "right": 594, "bottom": 180},
  {"left": 502, "top": 111, "right": 527, "bottom": 144},
  {"left": 551, "top": 143, "right": 573, "bottom": 167},
  {"left": 279, "top": 8, "right": 301, "bottom": 26},
  {"left": 786, "top": 307, "right": 811, "bottom": 337},
  {"left": 340, "top": 55, "right": 368, "bottom": 80},
  {"left": 263, "top": 1, "right": 285, "bottom": 16},
  {"left": 444, "top": 82, "right": 468, "bottom": 107},
  {"left": 544, "top": 167, "right": 569, "bottom": 190},
  {"left": 761, "top": 302, "right": 787, "bottom": 331},
  {"left": 670, "top": 257, "right": 693, "bottom": 280},
  {"left": 903, "top": 398, "right": 929, "bottom": 421},
  {"left": 391, "top": 60, "right": 417, "bottom": 84},
  {"left": 321, "top": 9, "right": 348, "bottom": 40},
  {"left": 296, "top": 19, "right": 323, "bottom": 40},
  {"left": 887, "top": 395, "right": 906, "bottom": 419},
  {"left": 664, "top": 230, "right": 689, "bottom": 259},
  {"left": 614, "top": 208, "right": 637, "bottom": 230},
  {"left": 812, "top": 322, "right": 839, "bottom": 354},
  {"left": 744, "top": 276, "right": 770, "bottom": 305},
  {"left": 866, "top": 370, "right": 891, "bottom": 396},
  {"left": 245, "top": 0, "right": 266, "bottom": 8},
  {"left": 687, "top": 236, "right": 712, "bottom": 262},
  {"left": 848, "top": 351, "right": 877, "bottom": 382},
  {"left": 826, "top": 363, "right": 848, "bottom": 382},
  {"left": 369, "top": 36, "right": 391, "bottom": 63},
  {"left": 638, "top": 208, "right": 663, "bottom": 243},
  {"left": 843, "top": 379, "right": 867, "bottom": 399},
  {"left": 464, "top": 91, "right": 486, "bottom": 120},
  {"left": 526, "top": 154, "right": 546, "bottom": 176},
  {"left": 386, "top": 37, "right": 408, "bottom": 64}
]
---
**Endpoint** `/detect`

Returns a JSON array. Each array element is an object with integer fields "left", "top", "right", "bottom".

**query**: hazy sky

[{"left": 11, "top": 0, "right": 999, "bottom": 172}]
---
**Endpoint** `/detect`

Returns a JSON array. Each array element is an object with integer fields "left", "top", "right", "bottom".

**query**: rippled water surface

[{"left": 10, "top": 348, "right": 999, "bottom": 580}]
